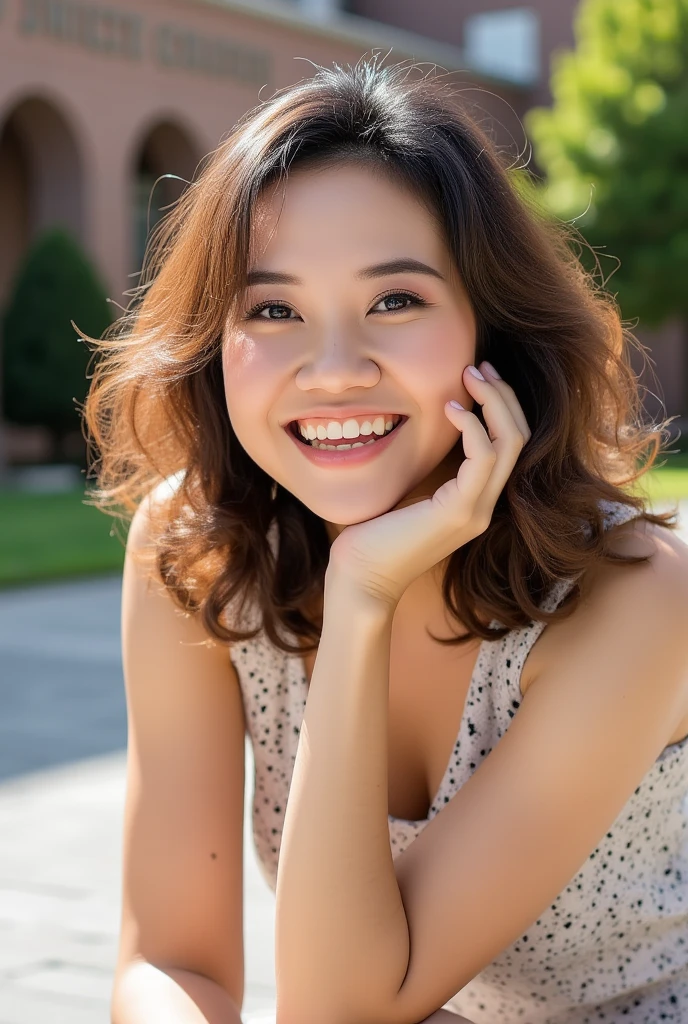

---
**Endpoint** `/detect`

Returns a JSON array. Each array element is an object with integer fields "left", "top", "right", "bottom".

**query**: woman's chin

[{"left": 300, "top": 497, "right": 402, "bottom": 528}]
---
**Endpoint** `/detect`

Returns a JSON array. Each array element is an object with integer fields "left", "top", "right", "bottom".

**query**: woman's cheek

[
  {"left": 223, "top": 332, "right": 271, "bottom": 401},
  {"left": 394, "top": 318, "right": 471, "bottom": 398},
  {"left": 221, "top": 335, "right": 286, "bottom": 454},
  {"left": 222, "top": 335, "right": 263, "bottom": 434}
]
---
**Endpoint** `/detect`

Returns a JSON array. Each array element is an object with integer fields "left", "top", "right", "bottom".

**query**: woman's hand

[{"left": 327, "top": 362, "right": 532, "bottom": 608}]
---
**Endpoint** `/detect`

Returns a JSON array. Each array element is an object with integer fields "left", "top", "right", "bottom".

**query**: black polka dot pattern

[{"left": 229, "top": 500, "right": 688, "bottom": 1022}]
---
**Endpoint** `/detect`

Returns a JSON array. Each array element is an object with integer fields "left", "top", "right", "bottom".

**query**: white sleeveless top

[{"left": 228, "top": 500, "right": 688, "bottom": 1023}]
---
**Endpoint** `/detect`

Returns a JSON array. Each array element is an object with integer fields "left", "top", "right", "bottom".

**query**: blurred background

[{"left": 0, "top": 0, "right": 687, "bottom": 1021}]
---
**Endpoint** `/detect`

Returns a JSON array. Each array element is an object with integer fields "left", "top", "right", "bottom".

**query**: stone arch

[
  {"left": 131, "top": 118, "right": 203, "bottom": 273},
  {"left": 0, "top": 94, "right": 85, "bottom": 308}
]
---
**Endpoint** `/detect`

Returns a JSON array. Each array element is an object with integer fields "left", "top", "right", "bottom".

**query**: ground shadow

[{"left": 0, "top": 575, "right": 126, "bottom": 781}]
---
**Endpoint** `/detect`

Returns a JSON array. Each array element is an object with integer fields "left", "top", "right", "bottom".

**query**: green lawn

[
  {"left": 632, "top": 469, "right": 688, "bottom": 502},
  {"left": 629, "top": 450, "right": 688, "bottom": 502},
  {"left": 0, "top": 486, "right": 127, "bottom": 588},
  {"left": 0, "top": 458, "right": 686, "bottom": 589}
]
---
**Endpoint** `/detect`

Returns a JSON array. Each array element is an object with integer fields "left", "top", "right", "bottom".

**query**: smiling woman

[
  {"left": 82, "top": 56, "right": 687, "bottom": 1024},
  {"left": 80, "top": 57, "right": 676, "bottom": 655}
]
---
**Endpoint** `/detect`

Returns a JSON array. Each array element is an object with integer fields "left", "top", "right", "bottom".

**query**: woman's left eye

[
  {"left": 242, "top": 290, "right": 429, "bottom": 321},
  {"left": 370, "top": 291, "right": 429, "bottom": 314}
]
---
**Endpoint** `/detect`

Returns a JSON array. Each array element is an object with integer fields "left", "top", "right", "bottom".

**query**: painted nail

[
  {"left": 449, "top": 400, "right": 464, "bottom": 410},
  {"left": 481, "top": 361, "right": 501, "bottom": 379},
  {"left": 467, "top": 365, "right": 485, "bottom": 380}
]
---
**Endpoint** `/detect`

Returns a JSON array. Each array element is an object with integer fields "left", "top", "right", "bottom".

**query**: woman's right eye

[{"left": 244, "top": 302, "right": 299, "bottom": 321}]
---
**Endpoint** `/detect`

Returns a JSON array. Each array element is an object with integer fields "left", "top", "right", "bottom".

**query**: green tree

[
  {"left": 1, "top": 227, "right": 112, "bottom": 461},
  {"left": 526, "top": 0, "right": 688, "bottom": 327}
]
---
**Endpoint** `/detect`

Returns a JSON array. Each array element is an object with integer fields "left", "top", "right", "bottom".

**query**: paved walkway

[
  {"left": 0, "top": 576, "right": 276, "bottom": 1022},
  {"left": 0, "top": 500, "right": 685, "bottom": 1023}
]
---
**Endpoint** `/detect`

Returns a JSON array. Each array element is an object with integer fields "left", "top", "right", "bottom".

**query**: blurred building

[{"left": 0, "top": 0, "right": 681, "bottom": 463}]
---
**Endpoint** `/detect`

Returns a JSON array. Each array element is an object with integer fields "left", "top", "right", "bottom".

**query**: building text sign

[{"left": 16, "top": 0, "right": 272, "bottom": 87}]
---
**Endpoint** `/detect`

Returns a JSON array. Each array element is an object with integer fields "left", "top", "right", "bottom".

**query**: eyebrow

[{"left": 245, "top": 257, "right": 446, "bottom": 287}]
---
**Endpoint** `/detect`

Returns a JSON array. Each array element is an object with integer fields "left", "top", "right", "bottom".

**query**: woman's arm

[
  {"left": 111, "top": 497, "right": 247, "bottom": 1022},
  {"left": 275, "top": 527, "right": 688, "bottom": 1024},
  {"left": 274, "top": 570, "right": 410, "bottom": 1024}
]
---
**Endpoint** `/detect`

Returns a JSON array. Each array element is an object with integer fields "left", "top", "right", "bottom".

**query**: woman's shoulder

[
  {"left": 582, "top": 497, "right": 648, "bottom": 538},
  {"left": 150, "top": 469, "right": 187, "bottom": 503},
  {"left": 521, "top": 499, "right": 688, "bottom": 696},
  {"left": 585, "top": 498, "right": 687, "bottom": 587}
]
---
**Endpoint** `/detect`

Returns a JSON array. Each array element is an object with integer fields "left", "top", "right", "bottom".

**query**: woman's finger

[
  {"left": 464, "top": 366, "right": 526, "bottom": 462},
  {"left": 479, "top": 361, "right": 532, "bottom": 441},
  {"left": 438, "top": 401, "right": 496, "bottom": 518},
  {"left": 458, "top": 365, "right": 527, "bottom": 509}
]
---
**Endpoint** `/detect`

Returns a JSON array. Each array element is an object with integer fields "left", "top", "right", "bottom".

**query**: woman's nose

[{"left": 295, "top": 328, "right": 381, "bottom": 391}]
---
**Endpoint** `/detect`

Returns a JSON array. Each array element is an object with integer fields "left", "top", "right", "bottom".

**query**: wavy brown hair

[{"left": 81, "top": 56, "right": 678, "bottom": 656}]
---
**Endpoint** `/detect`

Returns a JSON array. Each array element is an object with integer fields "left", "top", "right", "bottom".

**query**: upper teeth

[{"left": 296, "top": 415, "right": 400, "bottom": 441}]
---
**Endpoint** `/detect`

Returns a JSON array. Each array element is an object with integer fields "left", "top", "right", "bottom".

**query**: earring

[{"left": 271, "top": 478, "right": 278, "bottom": 501}]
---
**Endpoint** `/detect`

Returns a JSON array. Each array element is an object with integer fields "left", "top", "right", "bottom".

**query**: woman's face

[{"left": 222, "top": 160, "right": 477, "bottom": 543}]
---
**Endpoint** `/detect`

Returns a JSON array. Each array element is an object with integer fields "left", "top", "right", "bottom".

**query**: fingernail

[
  {"left": 449, "top": 400, "right": 464, "bottom": 410},
  {"left": 481, "top": 361, "right": 501, "bottom": 379},
  {"left": 467, "top": 365, "right": 485, "bottom": 380}
]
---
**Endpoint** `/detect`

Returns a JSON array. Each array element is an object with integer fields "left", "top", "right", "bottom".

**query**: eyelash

[{"left": 242, "top": 289, "right": 431, "bottom": 321}]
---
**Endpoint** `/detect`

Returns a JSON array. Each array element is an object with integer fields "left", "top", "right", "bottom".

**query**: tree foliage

[
  {"left": 1, "top": 227, "right": 112, "bottom": 451},
  {"left": 527, "top": 0, "right": 688, "bottom": 325}
]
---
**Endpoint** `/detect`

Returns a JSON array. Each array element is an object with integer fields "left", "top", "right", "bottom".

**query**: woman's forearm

[{"left": 274, "top": 572, "right": 410, "bottom": 1024}]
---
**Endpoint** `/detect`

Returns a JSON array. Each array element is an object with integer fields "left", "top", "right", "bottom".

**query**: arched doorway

[
  {"left": 132, "top": 120, "right": 201, "bottom": 276},
  {"left": 0, "top": 97, "right": 86, "bottom": 473},
  {"left": 0, "top": 95, "right": 84, "bottom": 309}
]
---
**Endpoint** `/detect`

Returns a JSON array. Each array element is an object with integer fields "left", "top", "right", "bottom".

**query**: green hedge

[{"left": 1, "top": 227, "right": 112, "bottom": 459}]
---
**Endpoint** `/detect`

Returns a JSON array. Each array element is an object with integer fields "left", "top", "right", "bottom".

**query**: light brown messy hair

[{"left": 81, "top": 57, "right": 678, "bottom": 656}]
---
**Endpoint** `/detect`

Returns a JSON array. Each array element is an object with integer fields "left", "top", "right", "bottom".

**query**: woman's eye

[
  {"left": 246, "top": 303, "right": 298, "bottom": 321},
  {"left": 370, "top": 291, "right": 427, "bottom": 314}
]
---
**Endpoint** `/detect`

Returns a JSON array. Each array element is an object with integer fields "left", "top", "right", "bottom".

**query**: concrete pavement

[
  {"left": 0, "top": 499, "right": 685, "bottom": 1023},
  {"left": 0, "top": 746, "right": 276, "bottom": 1023},
  {"left": 0, "top": 574, "right": 277, "bottom": 1022}
]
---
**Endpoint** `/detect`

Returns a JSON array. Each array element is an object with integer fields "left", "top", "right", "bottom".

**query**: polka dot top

[{"left": 228, "top": 499, "right": 688, "bottom": 1023}]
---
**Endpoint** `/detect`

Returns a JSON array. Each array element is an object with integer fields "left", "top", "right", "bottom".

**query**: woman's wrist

[{"left": 323, "top": 563, "right": 399, "bottom": 624}]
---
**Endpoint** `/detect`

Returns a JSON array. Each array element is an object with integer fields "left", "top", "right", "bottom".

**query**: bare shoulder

[
  {"left": 584, "top": 513, "right": 688, "bottom": 593},
  {"left": 125, "top": 472, "right": 188, "bottom": 588},
  {"left": 595, "top": 511, "right": 688, "bottom": 563},
  {"left": 522, "top": 514, "right": 688, "bottom": 696},
  {"left": 127, "top": 473, "right": 185, "bottom": 554}
]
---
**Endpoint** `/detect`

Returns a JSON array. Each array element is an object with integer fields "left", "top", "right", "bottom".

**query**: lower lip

[{"left": 284, "top": 418, "right": 407, "bottom": 466}]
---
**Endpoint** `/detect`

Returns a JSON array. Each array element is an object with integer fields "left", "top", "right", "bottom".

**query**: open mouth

[{"left": 288, "top": 416, "right": 407, "bottom": 450}]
